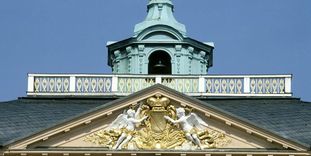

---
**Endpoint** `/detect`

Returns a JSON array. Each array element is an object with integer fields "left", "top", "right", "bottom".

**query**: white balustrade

[{"left": 27, "top": 74, "right": 292, "bottom": 97}]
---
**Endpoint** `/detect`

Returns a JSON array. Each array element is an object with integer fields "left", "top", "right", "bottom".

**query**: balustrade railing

[{"left": 27, "top": 74, "right": 292, "bottom": 97}]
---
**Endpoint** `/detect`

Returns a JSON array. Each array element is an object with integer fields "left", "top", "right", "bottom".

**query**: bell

[{"left": 154, "top": 60, "right": 166, "bottom": 68}]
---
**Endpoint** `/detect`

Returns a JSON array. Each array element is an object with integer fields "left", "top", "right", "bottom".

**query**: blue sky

[{"left": 0, "top": 0, "right": 310, "bottom": 101}]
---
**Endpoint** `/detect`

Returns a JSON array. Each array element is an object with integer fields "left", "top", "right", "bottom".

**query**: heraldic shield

[
  {"left": 85, "top": 94, "right": 230, "bottom": 150},
  {"left": 146, "top": 94, "right": 172, "bottom": 133}
]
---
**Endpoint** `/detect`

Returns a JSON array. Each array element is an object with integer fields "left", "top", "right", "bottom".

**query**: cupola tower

[{"left": 107, "top": 0, "right": 214, "bottom": 75}]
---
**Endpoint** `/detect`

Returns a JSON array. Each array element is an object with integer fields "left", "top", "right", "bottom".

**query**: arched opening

[{"left": 148, "top": 51, "right": 172, "bottom": 75}]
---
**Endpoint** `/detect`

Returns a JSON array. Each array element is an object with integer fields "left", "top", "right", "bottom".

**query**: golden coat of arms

[{"left": 84, "top": 94, "right": 230, "bottom": 150}]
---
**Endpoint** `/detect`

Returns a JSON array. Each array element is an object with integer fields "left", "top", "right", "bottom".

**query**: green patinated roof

[{"left": 134, "top": 0, "right": 186, "bottom": 37}]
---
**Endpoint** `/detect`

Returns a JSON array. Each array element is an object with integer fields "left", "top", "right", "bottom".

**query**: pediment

[
  {"left": 142, "top": 31, "right": 179, "bottom": 41},
  {"left": 8, "top": 85, "right": 309, "bottom": 151},
  {"left": 136, "top": 25, "right": 184, "bottom": 41}
]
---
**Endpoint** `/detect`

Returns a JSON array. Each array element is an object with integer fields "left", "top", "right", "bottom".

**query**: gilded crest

[{"left": 84, "top": 94, "right": 230, "bottom": 150}]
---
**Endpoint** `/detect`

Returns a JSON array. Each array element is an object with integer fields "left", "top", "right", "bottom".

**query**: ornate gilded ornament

[{"left": 84, "top": 95, "right": 230, "bottom": 150}]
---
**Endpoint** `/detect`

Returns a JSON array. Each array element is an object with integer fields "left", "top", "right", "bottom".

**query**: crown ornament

[{"left": 146, "top": 94, "right": 170, "bottom": 111}]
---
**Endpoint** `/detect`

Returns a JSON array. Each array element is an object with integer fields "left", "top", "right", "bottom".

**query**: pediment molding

[
  {"left": 137, "top": 26, "right": 184, "bottom": 41},
  {"left": 7, "top": 85, "right": 309, "bottom": 151}
]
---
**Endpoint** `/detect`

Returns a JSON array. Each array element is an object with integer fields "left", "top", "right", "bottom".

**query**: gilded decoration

[{"left": 84, "top": 94, "right": 230, "bottom": 150}]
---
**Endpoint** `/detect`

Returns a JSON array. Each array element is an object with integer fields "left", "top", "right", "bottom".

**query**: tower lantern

[{"left": 107, "top": 0, "right": 214, "bottom": 75}]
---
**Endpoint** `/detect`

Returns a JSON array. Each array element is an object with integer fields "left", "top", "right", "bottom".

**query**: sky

[{"left": 0, "top": 0, "right": 310, "bottom": 101}]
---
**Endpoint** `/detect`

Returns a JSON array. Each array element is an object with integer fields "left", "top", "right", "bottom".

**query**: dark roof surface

[
  {"left": 0, "top": 96, "right": 311, "bottom": 149},
  {"left": 0, "top": 98, "right": 112, "bottom": 146},
  {"left": 201, "top": 98, "right": 311, "bottom": 147}
]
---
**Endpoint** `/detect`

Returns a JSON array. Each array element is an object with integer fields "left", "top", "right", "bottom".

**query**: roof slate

[
  {"left": 201, "top": 98, "right": 311, "bottom": 147},
  {"left": 0, "top": 97, "right": 311, "bottom": 149},
  {"left": 0, "top": 98, "right": 111, "bottom": 146}
]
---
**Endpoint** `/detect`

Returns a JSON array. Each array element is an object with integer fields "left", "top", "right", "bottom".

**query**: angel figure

[
  {"left": 164, "top": 107, "right": 208, "bottom": 149},
  {"left": 108, "top": 106, "right": 148, "bottom": 150}
]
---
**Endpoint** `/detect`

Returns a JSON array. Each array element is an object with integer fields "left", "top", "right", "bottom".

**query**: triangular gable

[{"left": 7, "top": 84, "right": 309, "bottom": 151}]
